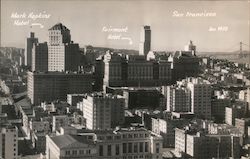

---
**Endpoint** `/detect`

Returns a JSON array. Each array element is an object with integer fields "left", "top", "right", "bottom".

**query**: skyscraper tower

[
  {"left": 25, "top": 32, "right": 38, "bottom": 67},
  {"left": 139, "top": 25, "right": 151, "bottom": 56},
  {"left": 48, "top": 23, "right": 79, "bottom": 72}
]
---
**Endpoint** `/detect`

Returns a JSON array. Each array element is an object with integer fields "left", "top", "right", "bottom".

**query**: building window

[
  {"left": 145, "top": 142, "right": 148, "bottom": 152},
  {"left": 123, "top": 143, "right": 127, "bottom": 153},
  {"left": 80, "top": 150, "right": 84, "bottom": 155},
  {"left": 107, "top": 145, "right": 112, "bottom": 156},
  {"left": 156, "top": 143, "right": 160, "bottom": 153},
  {"left": 65, "top": 150, "right": 70, "bottom": 155},
  {"left": 134, "top": 143, "right": 138, "bottom": 153},
  {"left": 87, "top": 150, "right": 91, "bottom": 154},
  {"left": 99, "top": 145, "right": 103, "bottom": 156},
  {"left": 116, "top": 144, "right": 120, "bottom": 155},
  {"left": 107, "top": 136, "right": 112, "bottom": 140},
  {"left": 139, "top": 142, "right": 143, "bottom": 152},
  {"left": 72, "top": 150, "right": 77, "bottom": 155},
  {"left": 128, "top": 143, "right": 132, "bottom": 153}
]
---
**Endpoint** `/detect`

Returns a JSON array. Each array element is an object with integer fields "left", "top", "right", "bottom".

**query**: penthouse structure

[{"left": 27, "top": 71, "right": 93, "bottom": 105}]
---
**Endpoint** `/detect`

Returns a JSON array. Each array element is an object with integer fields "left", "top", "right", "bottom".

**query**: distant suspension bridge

[{"left": 208, "top": 42, "right": 250, "bottom": 59}]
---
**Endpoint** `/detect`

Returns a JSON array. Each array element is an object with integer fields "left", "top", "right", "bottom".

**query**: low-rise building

[
  {"left": 175, "top": 127, "right": 240, "bottom": 159},
  {"left": 46, "top": 128, "right": 163, "bottom": 159},
  {"left": 52, "top": 115, "right": 73, "bottom": 132},
  {"left": 151, "top": 118, "right": 188, "bottom": 147}
]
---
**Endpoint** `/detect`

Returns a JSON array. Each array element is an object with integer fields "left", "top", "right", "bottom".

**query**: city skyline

[{"left": 1, "top": 0, "right": 249, "bottom": 52}]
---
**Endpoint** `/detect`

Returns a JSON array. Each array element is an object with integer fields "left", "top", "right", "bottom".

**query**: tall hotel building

[
  {"left": 83, "top": 93, "right": 125, "bottom": 130},
  {"left": 0, "top": 126, "right": 18, "bottom": 159},
  {"left": 187, "top": 78, "right": 212, "bottom": 119},
  {"left": 25, "top": 32, "right": 38, "bottom": 67},
  {"left": 139, "top": 26, "right": 151, "bottom": 56},
  {"left": 103, "top": 51, "right": 172, "bottom": 88},
  {"left": 48, "top": 23, "right": 80, "bottom": 72}
]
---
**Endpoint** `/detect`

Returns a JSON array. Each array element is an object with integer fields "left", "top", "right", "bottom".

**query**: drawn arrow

[
  {"left": 31, "top": 23, "right": 44, "bottom": 28},
  {"left": 121, "top": 36, "right": 133, "bottom": 45}
]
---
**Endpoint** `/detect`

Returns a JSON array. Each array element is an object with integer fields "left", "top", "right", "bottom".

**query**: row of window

[
  {"left": 65, "top": 149, "right": 91, "bottom": 156},
  {"left": 97, "top": 133, "right": 149, "bottom": 140},
  {"left": 99, "top": 142, "right": 149, "bottom": 156}
]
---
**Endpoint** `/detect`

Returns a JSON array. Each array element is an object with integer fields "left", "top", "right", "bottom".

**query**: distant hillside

[{"left": 198, "top": 50, "right": 250, "bottom": 64}]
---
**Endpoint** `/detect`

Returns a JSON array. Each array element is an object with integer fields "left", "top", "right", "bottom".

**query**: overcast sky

[{"left": 1, "top": 0, "right": 249, "bottom": 52}]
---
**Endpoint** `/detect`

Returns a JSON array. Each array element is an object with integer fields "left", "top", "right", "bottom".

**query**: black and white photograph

[{"left": 0, "top": 0, "right": 250, "bottom": 158}]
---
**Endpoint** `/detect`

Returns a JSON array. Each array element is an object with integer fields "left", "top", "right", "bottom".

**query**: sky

[{"left": 1, "top": 0, "right": 249, "bottom": 52}]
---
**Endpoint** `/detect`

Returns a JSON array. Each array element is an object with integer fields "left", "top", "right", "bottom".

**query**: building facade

[
  {"left": 211, "top": 98, "right": 231, "bottom": 123},
  {"left": 103, "top": 51, "right": 172, "bottom": 88},
  {"left": 46, "top": 128, "right": 163, "bottom": 159},
  {"left": 187, "top": 78, "right": 212, "bottom": 119},
  {"left": 83, "top": 93, "right": 125, "bottom": 130},
  {"left": 175, "top": 128, "right": 240, "bottom": 159},
  {"left": 151, "top": 118, "right": 187, "bottom": 147},
  {"left": 165, "top": 85, "right": 191, "bottom": 112},
  {"left": 168, "top": 51, "right": 200, "bottom": 81},
  {"left": 27, "top": 71, "right": 93, "bottom": 105}
]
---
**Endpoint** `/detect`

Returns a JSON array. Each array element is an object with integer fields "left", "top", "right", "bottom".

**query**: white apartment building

[
  {"left": 0, "top": 126, "right": 18, "bottom": 159},
  {"left": 83, "top": 93, "right": 125, "bottom": 130},
  {"left": 187, "top": 78, "right": 212, "bottom": 119}
]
